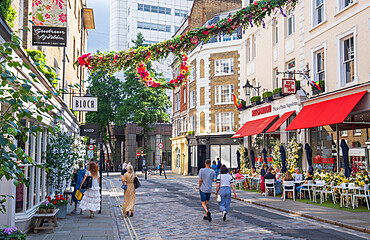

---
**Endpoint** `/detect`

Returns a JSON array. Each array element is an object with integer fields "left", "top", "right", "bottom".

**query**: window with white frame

[
  {"left": 215, "top": 85, "right": 234, "bottom": 104},
  {"left": 287, "top": 9, "right": 295, "bottom": 36},
  {"left": 273, "top": 68, "right": 279, "bottom": 89},
  {"left": 190, "top": 115, "right": 196, "bottom": 131},
  {"left": 354, "top": 129, "right": 361, "bottom": 136},
  {"left": 215, "top": 58, "right": 234, "bottom": 75},
  {"left": 177, "top": 121, "right": 181, "bottom": 136},
  {"left": 273, "top": 19, "right": 278, "bottom": 45},
  {"left": 190, "top": 66, "right": 195, "bottom": 82},
  {"left": 341, "top": 130, "right": 348, "bottom": 137},
  {"left": 315, "top": 50, "right": 325, "bottom": 81},
  {"left": 252, "top": 35, "right": 256, "bottom": 59},
  {"left": 183, "top": 88, "right": 186, "bottom": 104},
  {"left": 287, "top": 60, "right": 295, "bottom": 79},
  {"left": 215, "top": 112, "right": 234, "bottom": 133},
  {"left": 246, "top": 39, "right": 251, "bottom": 62},
  {"left": 190, "top": 90, "right": 195, "bottom": 108},
  {"left": 217, "top": 32, "right": 238, "bottom": 42},
  {"left": 339, "top": 0, "right": 354, "bottom": 11},
  {"left": 313, "top": 0, "right": 325, "bottom": 26},
  {"left": 342, "top": 36, "right": 355, "bottom": 84}
]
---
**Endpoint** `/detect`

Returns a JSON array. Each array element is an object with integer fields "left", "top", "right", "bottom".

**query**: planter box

[
  {"left": 272, "top": 92, "right": 284, "bottom": 99},
  {"left": 56, "top": 204, "right": 67, "bottom": 218},
  {"left": 251, "top": 101, "right": 261, "bottom": 107},
  {"left": 312, "top": 88, "right": 324, "bottom": 95},
  {"left": 263, "top": 97, "right": 272, "bottom": 103},
  {"left": 47, "top": 208, "right": 55, "bottom": 213},
  {"left": 38, "top": 209, "right": 47, "bottom": 214}
]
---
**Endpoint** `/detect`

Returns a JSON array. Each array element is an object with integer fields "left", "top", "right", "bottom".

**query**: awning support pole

[{"left": 336, "top": 124, "right": 340, "bottom": 173}]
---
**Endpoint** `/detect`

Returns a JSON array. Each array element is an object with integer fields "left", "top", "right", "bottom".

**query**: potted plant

[
  {"left": 250, "top": 96, "right": 261, "bottom": 106},
  {"left": 272, "top": 87, "right": 283, "bottom": 99},
  {"left": 0, "top": 227, "right": 27, "bottom": 240},
  {"left": 262, "top": 91, "right": 273, "bottom": 102},
  {"left": 312, "top": 80, "right": 325, "bottom": 95},
  {"left": 39, "top": 200, "right": 56, "bottom": 213},
  {"left": 296, "top": 80, "right": 300, "bottom": 91},
  {"left": 186, "top": 131, "right": 195, "bottom": 135},
  {"left": 49, "top": 195, "right": 68, "bottom": 218}
]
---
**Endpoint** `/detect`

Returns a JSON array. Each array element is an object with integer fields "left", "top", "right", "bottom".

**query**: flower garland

[
  {"left": 76, "top": 0, "right": 298, "bottom": 89},
  {"left": 271, "top": 139, "right": 283, "bottom": 168},
  {"left": 136, "top": 54, "right": 190, "bottom": 89},
  {"left": 286, "top": 138, "right": 302, "bottom": 173},
  {"left": 238, "top": 144, "right": 249, "bottom": 174}
]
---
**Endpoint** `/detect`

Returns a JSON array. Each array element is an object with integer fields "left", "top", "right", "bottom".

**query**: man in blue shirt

[{"left": 198, "top": 159, "right": 215, "bottom": 222}]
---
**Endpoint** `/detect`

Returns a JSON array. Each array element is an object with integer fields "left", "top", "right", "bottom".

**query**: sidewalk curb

[{"left": 234, "top": 196, "right": 370, "bottom": 234}]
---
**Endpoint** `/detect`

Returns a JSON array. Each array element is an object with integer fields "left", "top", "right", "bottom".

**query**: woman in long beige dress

[{"left": 121, "top": 165, "right": 136, "bottom": 217}]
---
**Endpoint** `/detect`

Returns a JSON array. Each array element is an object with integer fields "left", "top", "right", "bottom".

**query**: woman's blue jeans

[{"left": 219, "top": 186, "right": 231, "bottom": 213}]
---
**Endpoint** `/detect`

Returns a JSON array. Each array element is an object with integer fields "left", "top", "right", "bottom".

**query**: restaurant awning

[
  {"left": 266, "top": 111, "right": 295, "bottom": 133},
  {"left": 232, "top": 115, "right": 279, "bottom": 138},
  {"left": 285, "top": 91, "right": 367, "bottom": 131}
]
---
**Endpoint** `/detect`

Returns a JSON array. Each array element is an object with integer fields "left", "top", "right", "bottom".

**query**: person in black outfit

[{"left": 264, "top": 168, "right": 275, "bottom": 195}]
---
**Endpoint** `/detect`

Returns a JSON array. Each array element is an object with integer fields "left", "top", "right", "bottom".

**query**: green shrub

[
  {"left": 0, "top": 0, "right": 16, "bottom": 28},
  {"left": 26, "top": 49, "right": 59, "bottom": 87},
  {"left": 311, "top": 80, "right": 325, "bottom": 91},
  {"left": 273, "top": 88, "right": 282, "bottom": 94},
  {"left": 250, "top": 96, "right": 261, "bottom": 103},
  {"left": 262, "top": 91, "right": 272, "bottom": 99},
  {"left": 296, "top": 80, "right": 300, "bottom": 89},
  {"left": 187, "top": 131, "right": 194, "bottom": 135}
]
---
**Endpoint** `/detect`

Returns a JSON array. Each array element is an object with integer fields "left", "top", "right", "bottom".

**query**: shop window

[
  {"left": 341, "top": 130, "right": 348, "bottom": 137},
  {"left": 354, "top": 129, "right": 361, "bottom": 136},
  {"left": 215, "top": 84, "right": 234, "bottom": 104},
  {"left": 215, "top": 58, "right": 234, "bottom": 76},
  {"left": 313, "top": 0, "right": 325, "bottom": 26},
  {"left": 215, "top": 112, "right": 234, "bottom": 133},
  {"left": 287, "top": 9, "right": 295, "bottom": 36}
]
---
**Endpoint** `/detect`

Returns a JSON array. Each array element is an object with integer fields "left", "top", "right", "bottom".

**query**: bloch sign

[{"left": 72, "top": 96, "right": 98, "bottom": 112}]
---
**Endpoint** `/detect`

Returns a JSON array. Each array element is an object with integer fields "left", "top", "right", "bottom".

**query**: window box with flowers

[
  {"left": 38, "top": 200, "right": 56, "bottom": 214},
  {"left": 250, "top": 96, "right": 261, "bottom": 106},
  {"left": 0, "top": 227, "right": 26, "bottom": 240},
  {"left": 272, "top": 87, "right": 283, "bottom": 99}
]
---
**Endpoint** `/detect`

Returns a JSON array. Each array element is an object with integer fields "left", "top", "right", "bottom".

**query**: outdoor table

[
  {"left": 33, "top": 208, "right": 59, "bottom": 233},
  {"left": 301, "top": 183, "right": 326, "bottom": 203},
  {"left": 334, "top": 185, "right": 362, "bottom": 207}
]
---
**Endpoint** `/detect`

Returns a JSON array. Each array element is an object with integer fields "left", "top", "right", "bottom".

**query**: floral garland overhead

[{"left": 77, "top": 0, "right": 297, "bottom": 88}]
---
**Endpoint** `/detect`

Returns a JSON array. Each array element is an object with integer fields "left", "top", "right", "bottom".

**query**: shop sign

[
  {"left": 32, "top": 0, "right": 67, "bottom": 47},
  {"left": 80, "top": 124, "right": 99, "bottom": 137},
  {"left": 314, "top": 157, "right": 335, "bottom": 164},
  {"left": 252, "top": 105, "right": 271, "bottom": 117},
  {"left": 282, "top": 79, "right": 296, "bottom": 95},
  {"left": 272, "top": 101, "right": 298, "bottom": 111},
  {"left": 72, "top": 96, "right": 98, "bottom": 112}
]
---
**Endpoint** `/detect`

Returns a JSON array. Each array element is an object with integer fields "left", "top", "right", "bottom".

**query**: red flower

[
  {"left": 190, "top": 37, "right": 199, "bottom": 45},
  {"left": 228, "top": 18, "right": 232, "bottom": 22},
  {"left": 59, "top": 13, "right": 67, "bottom": 23},
  {"left": 56, "top": 196, "right": 59, "bottom": 200},
  {"left": 67, "top": 197, "right": 69, "bottom": 200},
  {"left": 254, "top": 1, "right": 257, "bottom": 5},
  {"left": 181, "top": 35, "right": 185, "bottom": 41},
  {"left": 53, "top": 201, "right": 57, "bottom": 204},
  {"left": 202, "top": 30, "right": 209, "bottom": 35},
  {"left": 47, "top": 197, "right": 51, "bottom": 201}
]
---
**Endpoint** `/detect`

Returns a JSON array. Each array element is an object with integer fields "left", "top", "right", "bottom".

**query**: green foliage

[
  {"left": 187, "top": 131, "right": 194, "bottom": 135},
  {"left": 273, "top": 88, "right": 282, "bottom": 94},
  {"left": 46, "top": 132, "right": 81, "bottom": 194},
  {"left": 250, "top": 96, "right": 261, "bottom": 103},
  {"left": 0, "top": 226, "right": 26, "bottom": 240},
  {"left": 296, "top": 80, "right": 300, "bottom": 89},
  {"left": 262, "top": 91, "right": 272, "bottom": 99},
  {"left": 0, "top": 34, "right": 62, "bottom": 213},
  {"left": 0, "top": 0, "right": 16, "bottom": 28},
  {"left": 26, "top": 49, "right": 59, "bottom": 87}
]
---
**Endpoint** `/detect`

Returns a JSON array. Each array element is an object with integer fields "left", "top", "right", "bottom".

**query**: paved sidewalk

[
  {"left": 153, "top": 172, "right": 370, "bottom": 234},
  {"left": 27, "top": 182, "right": 120, "bottom": 240}
]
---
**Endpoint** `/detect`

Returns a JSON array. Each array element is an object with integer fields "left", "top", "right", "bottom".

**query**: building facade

[{"left": 0, "top": 0, "right": 94, "bottom": 232}]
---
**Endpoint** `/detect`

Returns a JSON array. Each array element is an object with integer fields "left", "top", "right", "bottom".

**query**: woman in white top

[
  {"left": 79, "top": 162, "right": 100, "bottom": 218},
  {"left": 215, "top": 165, "right": 237, "bottom": 221}
]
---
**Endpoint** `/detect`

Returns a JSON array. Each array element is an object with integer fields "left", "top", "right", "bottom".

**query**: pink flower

[
  {"left": 202, "top": 30, "right": 209, "bottom": 35},
  {"left": 254, "top": 1, "right": 258, "bottom": 5},
  {"left": 190, "top": 36, "right": 199, "bottom": 45},
  {"left": 59, "top": 13, "right": 67, "bottom": 23},
  {"left": 228, "top": 18, "right": 232, "bottom": 22},
  {"left": 45, "top": 14, "right": 50, "bottom": 19}
]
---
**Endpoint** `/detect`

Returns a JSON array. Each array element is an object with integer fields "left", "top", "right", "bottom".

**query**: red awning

[
  {"left": 266, "top": 111, "right": 295, "bottom": 133},
  {"left": 232, "top": 115, "right": 279, "bottom": 138},
  {"left": 285, "top": 91, "right": 367, "bottom": 131}
]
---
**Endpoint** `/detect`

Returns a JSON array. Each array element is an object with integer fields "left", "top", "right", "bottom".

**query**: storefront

[
  {"left": 285, "top": 84, "right": 370, "bottom": 173},
  {"left": 234, "top": 93, "right": 306, "bottom": 169},
  {"left": 171, "top": 135, "right": 188, "bottom": 175}
]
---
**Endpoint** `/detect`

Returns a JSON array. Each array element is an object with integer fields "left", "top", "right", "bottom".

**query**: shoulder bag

[
  {"left": 81, "top": 173, "right": 92, "bottom": 189},
  {"left": 133, "top": 174, "right": 141, "bottom": 189}
]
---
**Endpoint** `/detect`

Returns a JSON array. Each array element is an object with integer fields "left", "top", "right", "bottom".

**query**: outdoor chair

[
  {"left": 264, "top": 179, "right": 275, "bottom": 197},
  {"left": 352, "top": 184, "right": 370, "bottom": 210},
  {"left": 282, "top": 181, "right": 295, "bottom": 201},
  {"left": 235, "top": 178, "right": 245, "bottom": 189},
  {"left": 340, "top": 183, "right": 356, "bottom": 207},
  {"left": 300, "top": 180, "right": 313, "bottom": 200},
  {"left": 317, "top": 182, "right": 336, "bottom": 204},
  {"left": 312, "top": 181, "right": 326, "bottom": 204}
]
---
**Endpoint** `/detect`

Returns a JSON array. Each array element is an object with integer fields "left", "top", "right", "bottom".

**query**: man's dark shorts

[{"left": 199, "top": 190, "right": 211, "bottom": 202}]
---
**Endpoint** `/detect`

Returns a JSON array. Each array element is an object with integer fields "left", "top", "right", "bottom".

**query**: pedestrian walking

[
  {"left": 72, "top": 161, "right": 86, "bottom": 214},
  {"left": 260, "top": 162, "right": 268, "bottom": 194},
  {"left": 216, "top": 158, "right": 221, "bottom": 170},
  {"left": 122, "top": 165, "right": 137, "bottom": 217},
  {"left": 79, "top": 162, "right": 100, "bottom": 218},
  {"left": 198, "top": 159, "right": 216, "bottom": 222},
  {"left": 215, "top": 165, "right": 237, "bottom": 221}
]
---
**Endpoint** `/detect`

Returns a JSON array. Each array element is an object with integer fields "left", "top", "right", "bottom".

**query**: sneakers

[
  {"left": 222, "top": 211, "right": 227, "bottom": 221},
  {"left": 203, "top": 216, "right": 208, "bottom": 220},
  {"left": 207, "top": 211, "right": 212, "bottom": 222}
]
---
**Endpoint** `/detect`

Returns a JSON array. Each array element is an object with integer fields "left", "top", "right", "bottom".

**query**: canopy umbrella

[
  {"left": 250, "top": 149, "right": 256, "bottom": 170},
  {"left": 305, "top": 143, "right": 313, "bottom": 172},
  {"left": 341, "top": 139, "right": 351, "bottom": 178},
  {"left": 236, "top": 150, "right": 241, "bottom": 170},
  {"left": 262, "top": 148, "right": 268, "bottom": 165},
  {"left": 280, "top": 146, "right": 287, "bottom": 173}
]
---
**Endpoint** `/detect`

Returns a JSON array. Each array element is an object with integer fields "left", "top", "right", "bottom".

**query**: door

[{"left": 197, "top": 145, "right": 206, "bottom": 173}]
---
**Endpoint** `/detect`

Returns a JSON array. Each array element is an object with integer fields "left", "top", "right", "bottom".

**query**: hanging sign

[
  {"left": 282, "top": 79, "right": 296, "bottom": 95},
  {"left": 80, "top": 124, "right": 99, "bottom": 137},
  {"left": 72, "top": 97, "right": 98, "bottom": 112},
  {"left": 88, "top": 144, "right": 95, "bottom": 150},
  {"left": 32, "top": 0, "right": 68, "bottom": 47}
]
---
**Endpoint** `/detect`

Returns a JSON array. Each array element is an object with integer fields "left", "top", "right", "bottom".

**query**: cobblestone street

[{"left": 106, "top": 173, "right": 370, "bottom": 240}]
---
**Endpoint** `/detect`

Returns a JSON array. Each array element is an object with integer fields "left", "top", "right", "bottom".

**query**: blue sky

[{"left": 86, "top": 0, "right": 110, "bottom": 53}]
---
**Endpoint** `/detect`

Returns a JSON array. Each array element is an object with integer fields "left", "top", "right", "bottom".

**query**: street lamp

[{"left": 243, "top": 79, "right": 261, "bottom": 104}]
